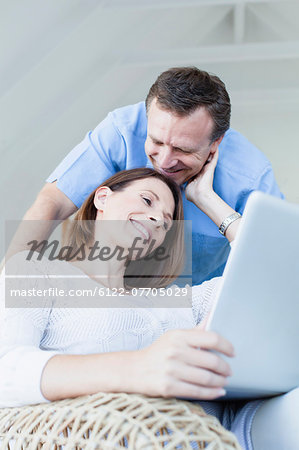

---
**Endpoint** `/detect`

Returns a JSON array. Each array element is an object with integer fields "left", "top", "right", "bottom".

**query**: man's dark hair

[{"left": 145, "top": 66, "right": 231, "bottom": 142}]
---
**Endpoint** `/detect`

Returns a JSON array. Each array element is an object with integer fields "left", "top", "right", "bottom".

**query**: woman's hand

[
  {"left": 41, "top": 326, "right": 234, "bottom": 403},
  {"left": 134, "top": 327, "right": 234, "bottom": 400}
]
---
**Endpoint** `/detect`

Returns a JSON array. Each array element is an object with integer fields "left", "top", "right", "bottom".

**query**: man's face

[{"left": 145, "top": 98, "right": 218, "bottom": 186}]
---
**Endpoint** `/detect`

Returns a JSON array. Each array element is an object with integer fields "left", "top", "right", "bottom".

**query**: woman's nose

[{"left": 148, "top": 214, "right": 163, "bottom": 226}]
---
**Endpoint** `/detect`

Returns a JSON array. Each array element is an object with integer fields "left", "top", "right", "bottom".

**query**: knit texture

[{"left": 0, "top": 252, "right": 219, "bottom": 407}]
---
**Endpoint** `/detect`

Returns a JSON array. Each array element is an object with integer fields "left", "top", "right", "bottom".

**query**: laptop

[{"left": 206, "top": 191, "right": 299, "bottom": 399}]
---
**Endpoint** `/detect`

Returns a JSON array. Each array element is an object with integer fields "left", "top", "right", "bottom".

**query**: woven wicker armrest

[{"left": 0, "top": 392, "right": 241, "bottom": 449}]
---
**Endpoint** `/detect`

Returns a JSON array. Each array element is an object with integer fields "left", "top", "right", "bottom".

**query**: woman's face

[{"left": 94, "top": 177, "right": 175, "bottom": 256}]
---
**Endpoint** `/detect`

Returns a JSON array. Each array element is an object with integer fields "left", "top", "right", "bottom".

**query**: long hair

[{"left": 63, "top": 168, "right": 185, "bottom": 289}]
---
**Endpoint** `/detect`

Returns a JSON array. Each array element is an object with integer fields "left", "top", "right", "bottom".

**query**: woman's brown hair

[{"left": 63, "top": 168, "right": 185, "bottom": 289}]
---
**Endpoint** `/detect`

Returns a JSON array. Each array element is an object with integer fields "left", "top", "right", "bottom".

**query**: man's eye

[
  {"left": 163, "top": 222, "right": 169, "bottom": 231},
  {"left": 175, "top": 147, "right": 188, "bottom": 154},
  {"left": 143, "top": 197, "right": 152, "bottom": 206}
]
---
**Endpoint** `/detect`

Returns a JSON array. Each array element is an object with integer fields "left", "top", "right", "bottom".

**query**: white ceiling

[{"left": 1, "top": 0, "right": 299, "bottom": 253}]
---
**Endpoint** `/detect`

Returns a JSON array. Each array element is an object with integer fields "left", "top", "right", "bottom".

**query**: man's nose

[{"left": 156, "top": 146, "right": 178, "bottom": 169}]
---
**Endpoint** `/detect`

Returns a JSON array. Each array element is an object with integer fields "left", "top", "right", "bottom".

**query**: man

[{"left": 24, "top": 67, "right": 283, "bottom": 284}]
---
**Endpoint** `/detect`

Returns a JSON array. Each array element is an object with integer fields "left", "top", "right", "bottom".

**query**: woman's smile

[{"left": 129, "top": 219, "right": 151, "bottom": 242}]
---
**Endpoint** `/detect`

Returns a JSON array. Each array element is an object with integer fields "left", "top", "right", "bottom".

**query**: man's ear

[
  {"left": 210, "top": 135, "right": 224, "bottom": 154},
  {"left": 93, "top": 186, "right": 112, "bottom": 212}
]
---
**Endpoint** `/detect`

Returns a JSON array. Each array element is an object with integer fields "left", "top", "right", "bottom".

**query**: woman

[
  {"left": 61, "top": 167, "right": 185, "bottom": 290},
  {"left": 0, "top": 167, "right": 232, "bottom": 403},
  {"left": 0, "top": 167, "right": 297, "bottom": 450}
]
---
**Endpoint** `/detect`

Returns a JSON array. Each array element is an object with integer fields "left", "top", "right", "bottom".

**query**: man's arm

[
  {"left": 5, "top": 183, "right": 77, "bottom": 261},
  {"left": 24, "top": 182, "right": 77, "bottom": 222}
]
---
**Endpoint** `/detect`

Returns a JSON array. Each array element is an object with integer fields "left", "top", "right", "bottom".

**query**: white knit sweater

[{"left": 0, "top": 252, "right": 221, "bottom": 407}]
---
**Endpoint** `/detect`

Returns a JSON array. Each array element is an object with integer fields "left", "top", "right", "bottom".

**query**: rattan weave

[{"left": 0, "top": 392, "right": 242, "bottom": 449}]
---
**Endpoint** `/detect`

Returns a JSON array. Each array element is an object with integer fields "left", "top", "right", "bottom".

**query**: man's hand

[
  {"left": 183, "top": 148, "right": 241, "bottom": 242},
  {"left": 185, "top": 148, "right": 219, "bottom": 206}
]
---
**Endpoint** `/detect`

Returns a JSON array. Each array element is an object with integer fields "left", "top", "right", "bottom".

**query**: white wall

[
  {"left": 1, "top": 1, "right": 299, "bottom": 257},
  {"left": 232, "top": 104, "right": 299, "bottom": 203}
]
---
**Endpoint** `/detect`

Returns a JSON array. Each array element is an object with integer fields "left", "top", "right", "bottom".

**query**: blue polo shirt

[{"left": 47, "top": 101, "right": 283, "bottom": 284}]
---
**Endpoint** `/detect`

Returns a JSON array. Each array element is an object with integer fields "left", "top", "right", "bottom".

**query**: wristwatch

[{"left": 219, "top": 212, "right": 242, "bottom": 236}]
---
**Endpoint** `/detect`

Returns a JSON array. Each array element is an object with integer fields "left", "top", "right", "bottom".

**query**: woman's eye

[{"left": 143, "top": 197, "right": 152, "bottom": 206}]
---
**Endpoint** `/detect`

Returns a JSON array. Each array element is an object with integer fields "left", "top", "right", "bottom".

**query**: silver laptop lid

[{"left": 207, "top": 192, "right": 299, "bottom": 399}]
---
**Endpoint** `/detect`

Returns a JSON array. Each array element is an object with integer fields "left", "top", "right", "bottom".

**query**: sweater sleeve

[
  {"left": 0, "top": 254, "right": 60, "bottom": 407},
  {"left": 191, "top": 241, "right": 236, "bottom": 324},
  {"left": 191, "top": 277, "right": 222, "bottom": 324},
  {"left": 0, "top": 345, "right": 59, "bottom": 407}
]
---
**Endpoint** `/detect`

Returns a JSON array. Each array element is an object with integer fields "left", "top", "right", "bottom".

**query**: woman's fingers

[
  {"left": 161, "top": 379, "right": 227, "bottom": 400},
  {"left": 179, "top": 328, "right": 235, "bottom": 357},
  {"left": 172, "top": 362, "right": 228, "bottom": 388},
  {"left": 138, "top": 328, "right": 234, "bottom": 399},
  {"left": 179, "top": 346, "right": 232, "bottom": 377}
]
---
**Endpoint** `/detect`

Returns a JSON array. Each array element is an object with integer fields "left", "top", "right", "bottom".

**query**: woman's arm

[
  {"left": 0, "top": 254, "right": 59, "bottom": 407},
  {"left": 1, "top": 298, "right": 234, "bottom": 405},
  {"left": 41, "top": 327, "right": 234, "bottom": 402},
  {"left": 0, "top": 302, "right": 58, "bottom": 407},
  {"left": 1, "top": 254, "right": 234, "bottom": 406},
  {"left": 185, "top": 149, "right": 241, "bottom": 242}
]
